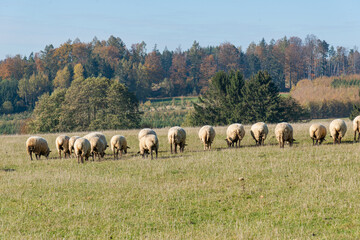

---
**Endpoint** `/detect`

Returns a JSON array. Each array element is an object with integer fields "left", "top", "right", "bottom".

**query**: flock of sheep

[{"left": 25, "top": 117, "right": 360, "bottom": 163}]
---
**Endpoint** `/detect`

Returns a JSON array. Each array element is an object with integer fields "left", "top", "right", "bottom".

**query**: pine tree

[{"left": 241, "top": 71, "right": 282, "bottom": 123}]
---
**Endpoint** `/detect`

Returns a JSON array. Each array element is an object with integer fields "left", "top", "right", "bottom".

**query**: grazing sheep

[
  {"left": 353, "top": 116, "right": 360, "bottom": 142},
  {"left": 55, "top": 135, "right": 70, "bottom": 159},
  {"left": 225, "top": 123, "right": 245, "bottom": 148},
  {"left": 89, "top": 136, "right": 106, "bottom": 161},
  {"left": 309, "top": 123, "right": 327, "bottom": 145},
  {"left": 68, "top": 136, "right": 80, "bottom": 158},
  {"left": 250, "top": 122, "right": 269, "bottom": 146},
  {"left": 110, "top": 135, "right": 129, "bottom": 160},
  {"left": 275, "top": 122, "right": 295, "bottom": 148},
  {"left": 74, "top": 137, "right": 91, "bottom": 164},
  {"left": 199, "top": 125, "right": 216, "bottom": 150},
  {"left": 329, "top": 119, "right": 347, "bottom": 144},
  {"left": 83, "top": 132, "right": 108, "bottom": 150},
  {"left": 138, "top": 128, "right": 157, "bottom": 140},
  {"left": 168, "top": 126, "right": 187, "bottom": 153},
  {"left": 139, "top": 134, "right": 159, "bottom": 159},
  {"left": 26, "top": 136, "right": 51, "bottom": 161}
]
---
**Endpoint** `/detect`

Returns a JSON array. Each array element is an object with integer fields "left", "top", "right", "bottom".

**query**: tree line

[{"left": 0, "top": 34, "right": 359, "bottom": 114}]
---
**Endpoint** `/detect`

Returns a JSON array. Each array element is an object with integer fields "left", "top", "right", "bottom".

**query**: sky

[{"left": 1, "top": 0, "right": 360, "bottom": 59}]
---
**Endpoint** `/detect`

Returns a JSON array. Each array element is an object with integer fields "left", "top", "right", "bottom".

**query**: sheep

[
  {"left": 225, "top": 123, "right": 245, "bottom": 148},
  {"left": 74, "top": 137, "right": 91, "bottom": 164},
  {"left": 55, "top": 135, "right": 70, "bottom": 159},
  {"left": 250, "top": 122, "right": 268, "bottom": 146},
  {"left": 84, "top": 132, "right": 108, "bottom": 158},
  {"left": 353, "top": 116, "right": 360, "bottom": 142},
  {"left": 139, "top": 134, "right": 159, "bottom": 159},
  {"left": 110, "top": 135, "right": 129, "bottom": 160},
  {"left": 89, "top": 136, "right": 106, "bottom": 161},
  {"left": 198, "top": 125, "right": 216, "bottom": 150},
  {"left": 309, "top": 123, "right": 327, "bottom": 145},
  {"left": 68, "top": 136, "right": 80, "bottom": 158},
  {"left": 329, "top": 119, "right": 347, "bottom": 144},
  {"left": 275, "top": 122, "right": 295, "bottom": 148},
  {"left": 83, "top": 132, "right": 108, "bottom": 150},
  {"left": 168, "top": 126, "right": 186, "bottom": 153},
  {"left": 26, "top": 136, "right": 51, "bottom": 161},
  {"left": 138, "top": 128, "right": 157, "bottom": 140}
]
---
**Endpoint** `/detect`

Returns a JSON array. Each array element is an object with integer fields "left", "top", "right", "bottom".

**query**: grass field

[{"left": 1, "top": 119, "right": 360, "bottom": 239}]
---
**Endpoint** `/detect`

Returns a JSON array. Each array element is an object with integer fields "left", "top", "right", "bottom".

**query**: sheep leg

[
  {"left": 357, "top": 131, "right": 360, "bottom": 142},
  {"left": 155, "top": 148, "right": 158, "bottom": 159},
  {"left": 170, "top": 142, "right": 173, "bottom": 154},
  {"left": 77, "top": 155, "right": 80, "bottom": 164},
  {"left": 29, "top": 151, "right": 33, "bottom": 161},
  {"left": 339, "top": 137, "right": 342, "bottom": 144},
  {"left": 175, "top": 143, "right": 178, "bottom": 154},
  {"left": 120, "top": 149, "right": 123, "bottom": 159},
  {"left": 81, "top": 156, "right": 84, "bottom": 163},
  {"left": 354, "top": 131, "right": 357, "bottom": 142}
]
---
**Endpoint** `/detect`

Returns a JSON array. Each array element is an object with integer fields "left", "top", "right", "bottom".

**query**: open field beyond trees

[{"left": 1, "top": 119, "right": 360, "bottom": 239}]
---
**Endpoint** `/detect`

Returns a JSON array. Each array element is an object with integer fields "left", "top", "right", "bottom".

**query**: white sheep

[
  {"left": 55, "top": 135, "right": 70, "bottom": 159},
  {"left": 309, "top": 123, "right": 327, "bottom": 145},
  {"left": 353, "top": 115, "right": 360, "bottom": 142},
  {"left": 168, "top": 126, "right": 186, "bottom": 153},
  {"left": 74, "top": 137, "right": 91, "bottom": 163},
  {"left": 139, "top": 134, "right": 159, "bottom": 159},
  {"left": 199, "top": 125, "right": 216, "bottom": 150},
  {"left": 250, "top": 122, "right": 268, "bottom": 146},
  {"left": 26, "top": 136, "right": 51, "bottom": 160},
  {"left": 89, "top": 136, "right": 106, "bottom": 161},
  {"left": 138, "top": 128, "right": 157, "bottom": 140},
  {"left": 329, "top": 119, "right": 347, "bottom": 144},
  {"left": 83, "top": 132, "right": 108, "bottom": 150},
  {"left": 225, "top": 123, "right": 245, "bottom": 147},
  {"left": 275, "top": 122, "right": 295, "bottom": 148},
  {"left": 68, "top": 136, "right": 80, "bottom": 158},
  {"left": 110, "top": 135, "right": 129, "bottom": 160}
]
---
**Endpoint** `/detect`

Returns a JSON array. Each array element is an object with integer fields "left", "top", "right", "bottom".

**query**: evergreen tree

[
  {"left": 190, "top": 71, "right": 245, "bottom": 125},
  {"left": 189, "top": 70, "right": 308, "bottom": 126},
  {"left": 241, "top": 71, "right": 282, "bottom": 123}
]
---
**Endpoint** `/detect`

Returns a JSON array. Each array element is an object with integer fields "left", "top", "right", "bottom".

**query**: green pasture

[{"left": 1, "top": 119, "right": 360, "bottom": 239}]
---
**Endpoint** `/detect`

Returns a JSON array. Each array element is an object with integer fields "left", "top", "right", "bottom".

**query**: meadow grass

[{"left": 1, "top": 119, "right": 360, "bottom": 239}]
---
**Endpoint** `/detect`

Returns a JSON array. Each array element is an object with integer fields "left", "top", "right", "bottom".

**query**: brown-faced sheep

[
  {"left": 199, "top": 125, "right": 216, "bottom": 150},
  {"left": 353, "top": 116, "right": 360, "bottom": 142},
  {"left": 138, "top": 128, "right": 157, "bottom": 140},
  {"left": 74, "top": 137, "right": 91, "bottom": 164},
  {"left": 168, "top": 126, "right": 186, "bottom": 153},
  {"left": 110, "top": 135, "right": 129, "bottom": 160},
  {"left": 139, "top": 134, "right": 159, "bottom": 159},
  {"left": 55, "top": 135, "right": 70, "bottom": 159},
  {"left": 26, "top": 136, "right": 51, "bottom": 161},
  {"left": 309, "top": 123, "right": 327, "bottom": 145},
  {"left": 329, "top": 119, "right": 347, "bottom": 144},
  {"left": 89, "top": 136, "right": 106, "bottom": 161},
  {"left": 275, "top": 122, "right": 295, "bottom": 148},
  {"left": 250, "top": 122, "right": 268, "bottom": 146},
  {"left": 68, "top": 136, "right": 80, "bottom": 158},
  {"left": 225, "top": 123, "right": 245, "bottom": 147}
]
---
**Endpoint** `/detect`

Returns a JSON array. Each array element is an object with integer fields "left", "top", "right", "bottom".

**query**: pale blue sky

[{"left": 1, "top": 0, "right": 359, "bottom": 59}]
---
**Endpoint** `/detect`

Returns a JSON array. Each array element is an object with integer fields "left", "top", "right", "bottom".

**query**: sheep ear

[
  {"left": 292, "top": 139, "right": 296, "bottom": 142},
  {"left": 127, "top": 146, "right": 130, "bottom": 149},
  {"left": 137, "top": 151, "right": 140, "bottom": 154},
  {"left": 107, "top": 145, "right": 109, "bottom": 147}
]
